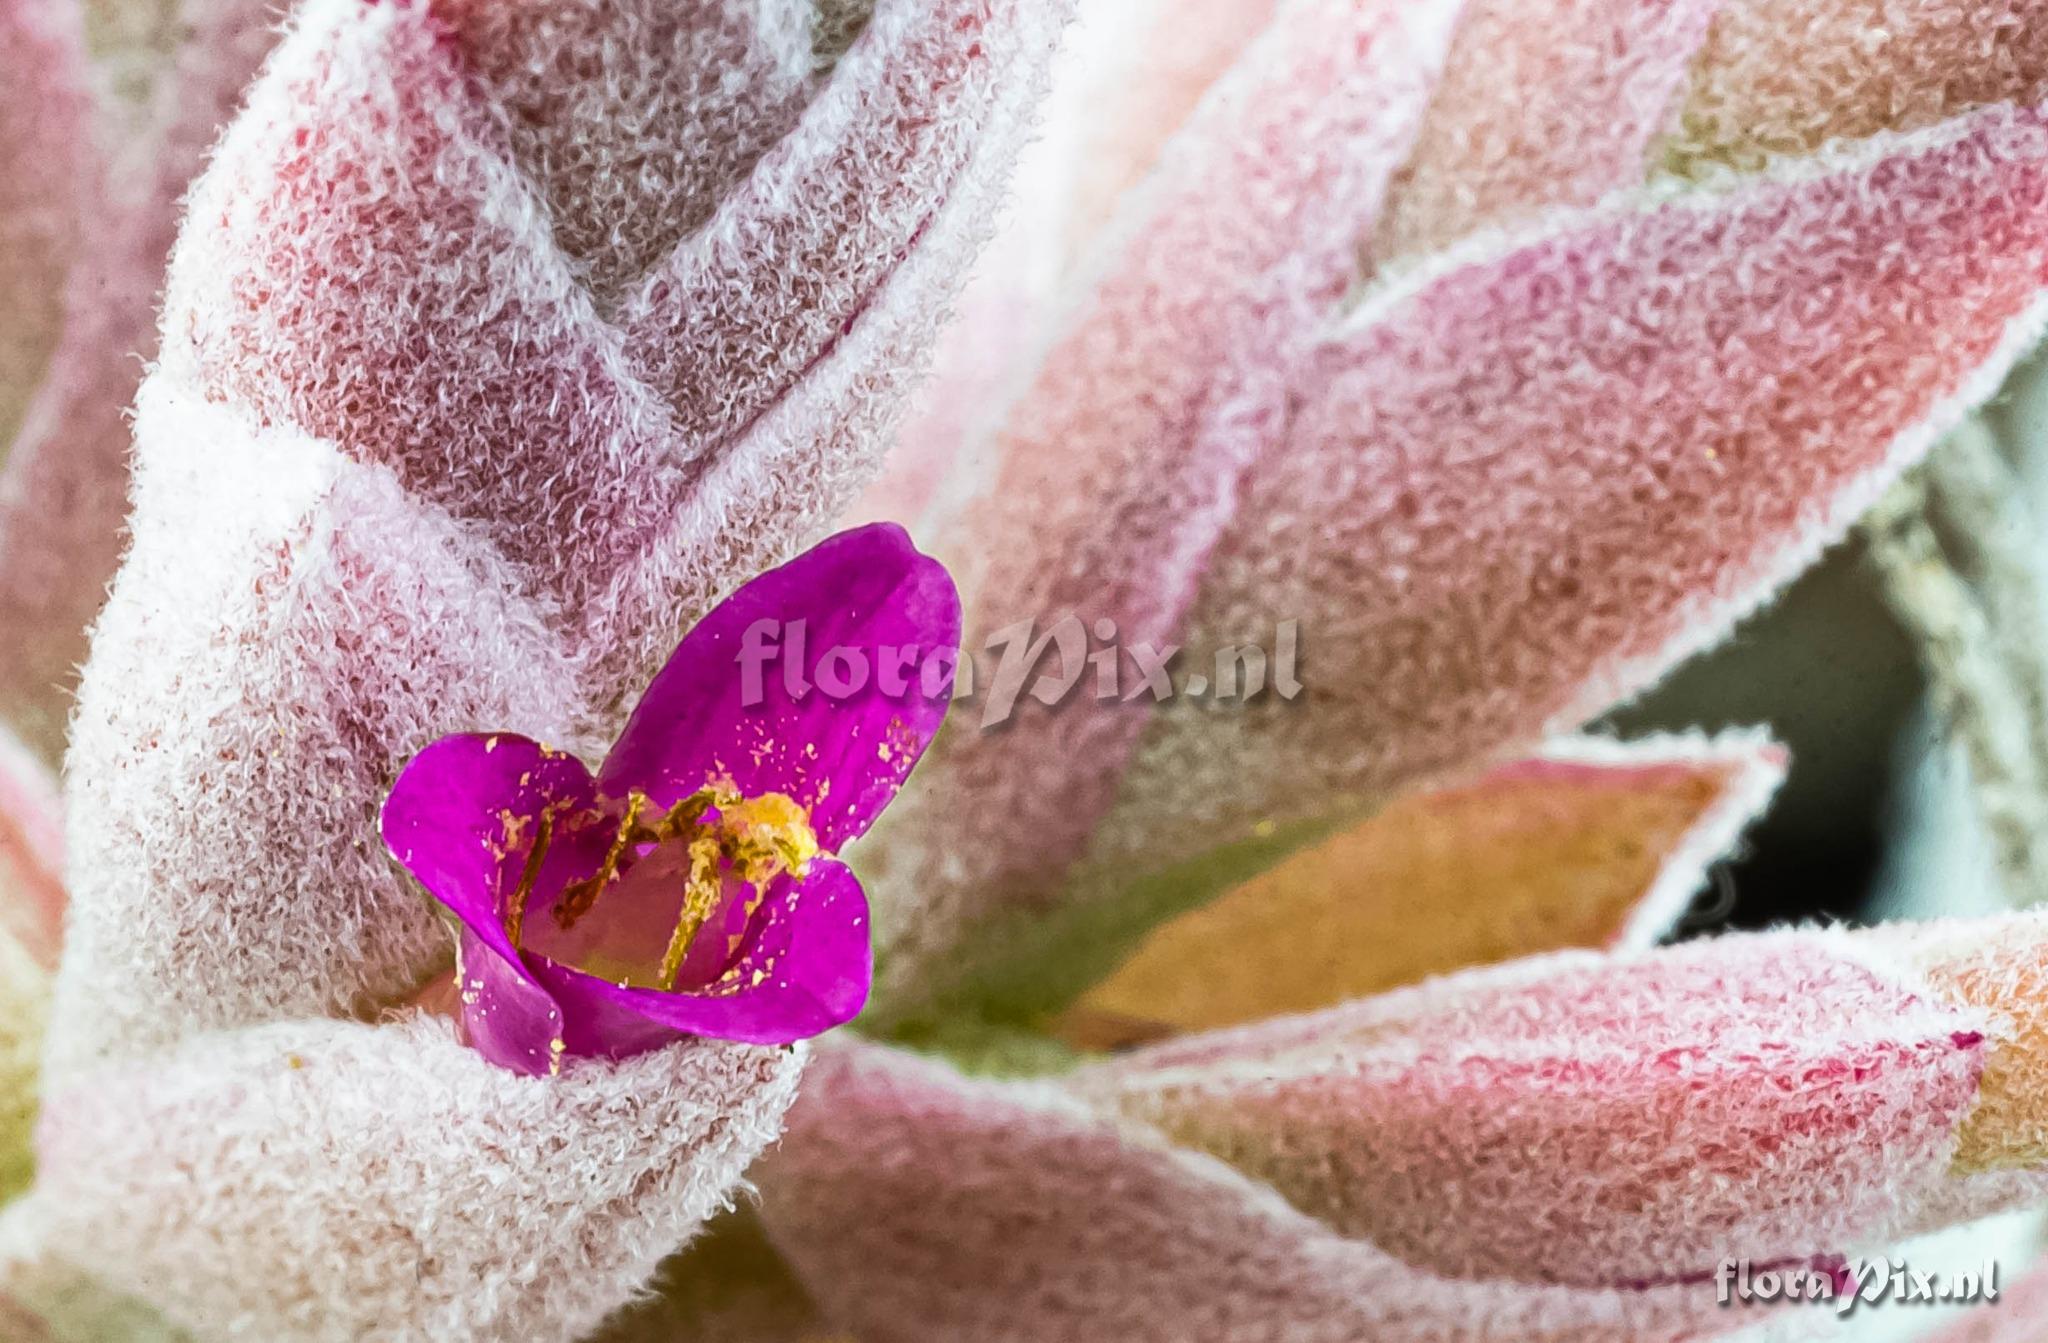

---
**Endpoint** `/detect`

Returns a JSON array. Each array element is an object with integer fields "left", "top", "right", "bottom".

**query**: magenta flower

[{"left": 383, "top": 525, "right": 959, "bottom": 1074}]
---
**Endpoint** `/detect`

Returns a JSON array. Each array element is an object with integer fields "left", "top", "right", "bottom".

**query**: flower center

[{"left": 506, "top": 783, "right": 819, "bottom": 991}]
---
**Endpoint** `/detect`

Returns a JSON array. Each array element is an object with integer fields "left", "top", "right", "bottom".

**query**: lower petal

[{"left": 536, "top": 858, "right": 874, "bottom": 1050}]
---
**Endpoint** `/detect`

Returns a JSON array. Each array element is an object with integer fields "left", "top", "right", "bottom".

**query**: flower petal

[
  {"left": 1374, "top": 0, "right": 1720, "bottom": 258},
  {"left": 754, "top": 1040, "right": 1737, "bottom": 1342},
  {"left": 864, "top": 0, "right": 1465, "bottom": 1020},
  {"left": 602, "top": 523, "right": 959, "bottom": 850},
  {"left": 445, "top": 925, "right": 571, "bottom": 1079},
  {"left": 1071, "top": 918, "right": 2048, "bottom": 1288},
  {"left": 534, "top": 858, "right": 873, "bottom": 1051},
  {"left": 25, "top": 1015, "right": 802, "bottom": 1342},
  {"left": 1059, "top": 729, "right": 1784, "bottom": 1048},
  {"left": 1662, "top": 0, "right": 2048, "bottom": 173},
  {"left": 388, "top": 728, "right": 881, "bottom": 1066},
  {"left": 383, "top": 732, "right": 606, "bottom": 969},
  {"left": 383, "top": 732, "right": 616, "bottom": 1075}
]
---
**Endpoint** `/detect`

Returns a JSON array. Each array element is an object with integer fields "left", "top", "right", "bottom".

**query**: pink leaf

[
  {"left": 54, "top": 387, "right": 580, "bottom": 1062},
  {"left": 26, "top": 1016, "right": 801, "bottom": 1342},
  {"left": 1072, "top": 921, "right": 2046, "bottom": 1287},
  {"left": 0, "top": 0, "right": 87, "bottom": 450},
  {"left": 1118, "top": 106, "right": 2048, "bottom": 866},
  {"left": 1056, "top": 0, "right": 1284, "bottom": 251},
  {"left": 755, "top": 1039, "right": 1740, "bottom": 1342}
]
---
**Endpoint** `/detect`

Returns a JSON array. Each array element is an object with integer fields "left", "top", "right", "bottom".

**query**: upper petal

[
  {"left": 383, "top": 732, "right": 606, "bottom": 966},
  {"left": 601, "top": 524, "right": 960, "bottom": 851}
]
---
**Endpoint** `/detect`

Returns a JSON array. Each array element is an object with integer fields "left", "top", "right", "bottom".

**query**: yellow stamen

[
  {"left": 719, "top": 791, "right": 821, "bottom": 882},
  {"left": 658, "top": 833, "right": 729, "bottom": 990},
  {"left": 651, "top": 786, "right": 819, "bottom": 991},
  {"left": 504, "top": 809, "right": 552, "bottom": 950},
  {"left": 555, "top": 793, "right": 649, "bottom": 930},
  {"left": 512, "top": 780, "right": 822, "bottom": 990}
]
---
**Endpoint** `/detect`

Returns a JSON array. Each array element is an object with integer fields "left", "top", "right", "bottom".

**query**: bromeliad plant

[{"left": 8, "top": 0, "right": 2048, "bottom": 1341}]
